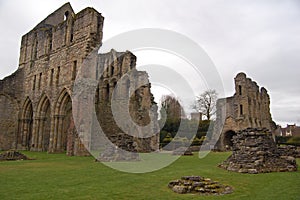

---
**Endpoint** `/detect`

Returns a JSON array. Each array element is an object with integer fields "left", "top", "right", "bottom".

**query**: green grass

[{"left": 0, "top": 151, "right": 299, "bottom": 200}]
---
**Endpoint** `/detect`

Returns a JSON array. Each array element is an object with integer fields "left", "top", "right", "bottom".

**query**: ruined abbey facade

[
  {"left": 0, "top": 3, "right": 159, "bottom": 155},
  {"left": 214, "top": 73, "right": 276, "bottom": 151}
]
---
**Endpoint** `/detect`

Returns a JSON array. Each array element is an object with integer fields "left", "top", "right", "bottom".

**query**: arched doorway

[
  {"left": 54, "top": 89, "right": 74, "bottom": 153},
  {"left": 223, "top": 130, "right": 236, "bottom": 150},
  {"left": 35, "top": 95, "right": 51, "bottom": 151},
  {"left": 21, "top": 98, "right": 33, "bottom": 150},
  {"left": 61, "top": 95, "right": 72, "bottom": 151}
]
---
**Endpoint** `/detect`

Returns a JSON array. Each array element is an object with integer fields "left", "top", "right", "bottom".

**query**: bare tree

[
  {"left": 160, "top": 95, "right": 185, "bottom": 121},
  {"left": 192, "top": 89, "right": 218, "bottom": 120}
]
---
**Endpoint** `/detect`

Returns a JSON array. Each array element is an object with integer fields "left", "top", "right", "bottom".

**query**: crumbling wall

[
  {"left": 15, "top": 4, "right": 105, "bottom": 155},
  {"left": 0, "top": 70, "right": 24, "bottom": 150},
  {"left": 96, "top": 50, "right": 159, "bottom": 153},
  {"left": 214, "top": 73, "right": 275, "bottom": 151},
  {"left": 0, "top": 3, "right": 159, "bottom": 155},
  {"left": 219, "top": 128, "right": 297, "bottom": 173}
]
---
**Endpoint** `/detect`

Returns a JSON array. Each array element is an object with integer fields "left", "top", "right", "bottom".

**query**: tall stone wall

[
  {"left": 16, "top": 3, "right": 104, "bottom": 154},
  {"left": 214, "top": 73, "right": 275, "bottom": 151},
  {"left": 0, "top": 3, "right": 159, "bottom": 154},
  {"left": 0, "top": 70, "right": 24, "bottom": 150},
  {"left": 95, "top": 49, "right": 159, "bottom": 152}
]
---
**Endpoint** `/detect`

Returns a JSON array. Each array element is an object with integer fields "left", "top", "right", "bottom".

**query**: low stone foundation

[
  {"left": 277, "top": 145, "right": 300, "bottom": 158},
  {"left": 219, "top": 128, "right": 298, "bottom": 173},
  {"left": 168, "top": 176, "right": 233, "bottom": 195},
  {"left": 0, "top": 150, "right": 31, "bottom": 161}
]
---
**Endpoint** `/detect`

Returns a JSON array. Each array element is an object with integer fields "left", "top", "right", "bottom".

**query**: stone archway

[
  {"left": 34, "top": 94, "right": 51, "bottom": 151},
  {"left": 223, "top": 130, "right": 236, "bottom": 151},
  {"left": 52, "top": 89, "right": 72, "bottom": 153},
  {"left": 61, "top": 95, "right": 72, "bottom": 152},
  {"left": 53, "top": 89, "right": 90, "bottom": 156},
  {"left": 21, "top": 97, "right": 33, "bottom": 150}
]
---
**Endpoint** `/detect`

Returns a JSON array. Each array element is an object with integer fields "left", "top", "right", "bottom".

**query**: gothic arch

[
  {"left": 110, "top": 78, "right": 117, "bottom": 84},
  {"left": 20, "top": 97, "right": 33, "bottom": 149},
  {"left": 55, "top": 88, "right": 71, "bottom": 115},
  {"left": 33, "top": 94, "right": 51, "bottom": 151},
  {"left": 110, "top": 78, "right": 118, "bottom": 99},
  {"left": 52, "top": 88, "right": 73, "bottom": 152},
  {"left": 36, "top": 94, "right": 51, "bottom": 117},
  {"left": 223, "top": 130, "right": 236, "bottom": 151},
  {"left": 110, "top": 78, "right": 118, "bottom": 88}
]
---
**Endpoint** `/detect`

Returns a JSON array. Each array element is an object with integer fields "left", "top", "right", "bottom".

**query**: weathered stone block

[
  {"left": 169, "top": 176, "right": 233, "bottom": 195},
  {"left": 219, "top": 128, "right": 298, "bottom": 173}
]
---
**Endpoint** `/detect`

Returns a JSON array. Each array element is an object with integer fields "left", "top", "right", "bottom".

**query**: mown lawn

[{"left": 0, "top": 151, "right": 299, "bottom": 200}]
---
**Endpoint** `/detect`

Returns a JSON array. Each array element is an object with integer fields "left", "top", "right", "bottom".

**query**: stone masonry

[
  {"left": 0, "top": 3, "right": 159, "bottom": 155},
  {"left": 168, "top": 176, "right": 233, "bottom": 195},
  {"left": 219, "top": 128, "right": 297, "bottom": 173},
  {"left": 213, "top": 73, "right": 276, "bottom": 151}
]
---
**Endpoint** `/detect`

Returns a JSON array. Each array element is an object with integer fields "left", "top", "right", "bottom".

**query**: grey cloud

[{"left": 0, "top": 0, "right": 299, "bottom": 126}]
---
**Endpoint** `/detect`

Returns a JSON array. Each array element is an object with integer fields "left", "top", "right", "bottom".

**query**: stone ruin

[
  {"left": 96, "top": 133, "right": 140, "bottom": 162},
  {"left": 277, "top": 145, "right": 300, "bottom": 158},
  {"left": 168, "top": 176, "right": 233, "bottom": 195},
  {"left": 0, "top": 3, "right": 159, "bottom": 156},
  {"left": 219, "top": 128, "right": 298, "bottom": 173},
  {"left": 97, "top": 145, "right": 140, "bottom": 162},
  {"left": 213, "top": 73, "right": 276, "bottom": 151},
  {"left": 0, "top": 150, "right": 31, "bottom": 161}
]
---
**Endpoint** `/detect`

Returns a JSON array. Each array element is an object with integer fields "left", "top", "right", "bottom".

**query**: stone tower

[
  {"left": 0, "top": 3, "right": 159, "bottom": 155},
  {"left": 214, "top": 72, "right": 275, "bottom": 151}
]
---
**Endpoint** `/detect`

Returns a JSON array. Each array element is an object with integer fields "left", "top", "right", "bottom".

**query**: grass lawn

[{"left": 0, "top": 151, "right": 299, "bottom": 200}]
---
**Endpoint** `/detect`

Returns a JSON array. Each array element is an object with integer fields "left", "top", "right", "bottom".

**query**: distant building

[
  {"left": 277, "top": 124, "right": 300, "bottom": 137},
  {"left": 190, "top": 112, "right": 202, "bottom": 121}
]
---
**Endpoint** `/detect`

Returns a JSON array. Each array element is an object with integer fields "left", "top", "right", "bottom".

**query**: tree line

[{"left": 159, "top": 90, "right": 217, "bottom": 147}]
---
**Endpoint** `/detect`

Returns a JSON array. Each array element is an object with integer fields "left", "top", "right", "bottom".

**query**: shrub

[{"left": 286, "top": 136, "right": 300, "bottom": 146}]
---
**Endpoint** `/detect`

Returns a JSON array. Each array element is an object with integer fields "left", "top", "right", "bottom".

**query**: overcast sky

[{"left": 0, "top": 0, "right": 299, "bottom": 126}]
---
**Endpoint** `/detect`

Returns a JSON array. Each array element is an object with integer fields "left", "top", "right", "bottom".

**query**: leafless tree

[
  {"left": 160, "top": 95, "right": 185, "bottom": 121},
  {"left": 192, "top": 89, "right": 218, "bottom": 120}
]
